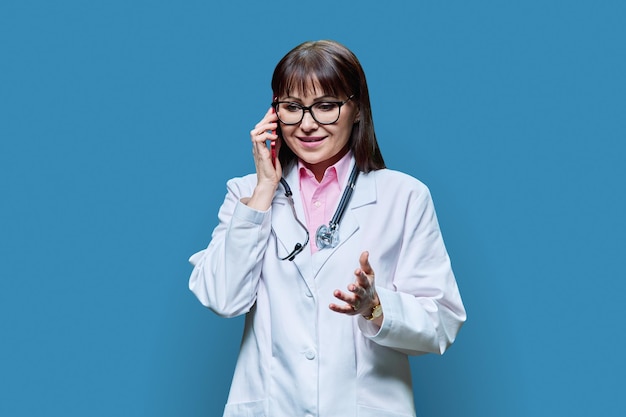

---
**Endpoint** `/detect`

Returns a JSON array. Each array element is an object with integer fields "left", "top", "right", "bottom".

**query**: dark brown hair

[{"left": 271, "top": 40, "right": 385, "bottom": 172}]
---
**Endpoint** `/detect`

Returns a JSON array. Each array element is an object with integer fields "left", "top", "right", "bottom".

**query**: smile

[{"left": 298, "top": 136, "right": 326, "bottom": 143}]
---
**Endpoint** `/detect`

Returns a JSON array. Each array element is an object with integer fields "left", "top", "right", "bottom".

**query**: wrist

[
  {"left": 362, "top": 300, "right": 382, "bottom": 321},
  {"left": 246, "top": 182, "right": 277, "bottom": 210}
]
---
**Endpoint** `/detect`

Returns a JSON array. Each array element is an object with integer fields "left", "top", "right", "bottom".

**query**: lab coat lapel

[
  {"left": 271, "top": 168, "right": 315, "bottom": 290},
  {"left": 311, "top": 170, "right": 377, "bottom": 279}
]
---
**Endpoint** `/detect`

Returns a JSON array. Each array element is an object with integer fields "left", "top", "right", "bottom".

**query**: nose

[{"left": 300, "top": 110, "right": 318, "bottom": 131}]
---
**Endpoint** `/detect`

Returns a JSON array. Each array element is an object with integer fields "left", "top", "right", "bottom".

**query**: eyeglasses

[{"left": 272, "top": 95, "right": 354, "bottom": 125}]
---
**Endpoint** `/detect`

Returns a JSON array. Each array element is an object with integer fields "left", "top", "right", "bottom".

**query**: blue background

[{"left": 1, "top": 1, "right": 624, "bottom": 416}]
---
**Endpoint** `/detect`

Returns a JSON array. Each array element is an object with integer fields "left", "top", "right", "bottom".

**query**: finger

[
  {"left": 328, "top": 302, "right": 356, "bottom": 315},
  {"left": 333, "top": 289, "right": 360, "bottom": 309},
  {"left": 333, "top": 289, "right": 354, "bottom": 304},
  {"left": 359, "top": 251, "right": 374, "bottom": 275},
  {"left": 353, "top": 270, "right": 369, "bottom": 292},
  {"left": 250, "top": 127, "right": 278, "bottom": 144},
  {"left": 265, "top": 105, "right": 278, "bottom": 120},
  {"left": 347, "top": 283, "right": 359, "bottom": 293},
  {"left": 254, "top": 107, "right": 278, "bottom": 129},
  {"left": 251, "top": 136, "right": 282, "bottom": 179},
  {"left": 251, "top": 111, "right": 279, "bottom": 139},
  {"left": 251, "top": 137, "right": 269, "bottom": 159},
  {"left": 251, "top": 136, "right": 278, "bottom": 166}
]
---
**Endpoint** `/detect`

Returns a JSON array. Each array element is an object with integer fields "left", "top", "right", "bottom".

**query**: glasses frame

[{"left": 272, "top": 95, "right": 355, "bottom": 126}]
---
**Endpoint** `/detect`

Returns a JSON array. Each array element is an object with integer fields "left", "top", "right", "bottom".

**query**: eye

[
  {"left": 281, "top": 102, "right": 302, "bottom": 112},
  {"left": 314, "top": 102, "right": 339, "bottom": 112}
]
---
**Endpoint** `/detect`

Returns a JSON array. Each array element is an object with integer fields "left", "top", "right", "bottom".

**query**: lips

[{"left": 298, "top": 136, "right": 326, "bottom": 143}]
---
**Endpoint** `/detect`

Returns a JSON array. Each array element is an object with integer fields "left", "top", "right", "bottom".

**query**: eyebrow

[{"left": 282, "top": 95, "right": 339, "bottom": 103}]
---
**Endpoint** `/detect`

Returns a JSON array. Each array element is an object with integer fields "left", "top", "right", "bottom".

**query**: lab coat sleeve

[
  {"left": 358, "top": 183, "right": 466, "bottom": 355},
  {"left": 188, "top": 176, "right": 272, "bottom": 317}
]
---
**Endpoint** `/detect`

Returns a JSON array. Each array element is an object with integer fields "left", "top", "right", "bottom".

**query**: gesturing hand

[{"left": 329, "top": 251, "right": 381, "bottom": 320}]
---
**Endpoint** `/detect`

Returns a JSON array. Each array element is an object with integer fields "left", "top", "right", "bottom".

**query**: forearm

[
  {"left": 189, "top": 192, "right": 272, "bottom": 317},
  {"left": 359, "top": 284, "right": 465, "bottom": 355}
]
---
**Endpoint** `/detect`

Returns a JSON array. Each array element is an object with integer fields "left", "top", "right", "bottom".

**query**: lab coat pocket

[
  {"left": 223, "top": 399, "right": 266, "bottom": 417},
  {"left": 357, "top": 404, "right": 415, "bottom": 417}
]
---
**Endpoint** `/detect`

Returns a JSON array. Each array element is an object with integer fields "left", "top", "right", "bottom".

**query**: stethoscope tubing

[
  {"left": 277, "top": 164, "right": 360, "bottom": 256},
  {"left": 328, "top": 164, "right": 359, "bottom": 231}
]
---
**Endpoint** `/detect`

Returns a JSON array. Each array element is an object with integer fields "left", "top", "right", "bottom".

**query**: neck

[{"left": 302, "top": 145, "right": 351, "bottom": 182}]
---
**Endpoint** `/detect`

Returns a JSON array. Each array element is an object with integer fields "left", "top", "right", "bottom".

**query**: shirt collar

[{"left": 298, "top": 151, "right": 354, "bottom": 187}]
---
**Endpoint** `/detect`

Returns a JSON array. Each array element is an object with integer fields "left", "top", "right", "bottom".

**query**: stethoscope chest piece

[
  {"left": 316, "top": 224, "right": 339, "bottom": 249},
  {"left": 314, "top": 164, "right": 360, "bottom": 251}
]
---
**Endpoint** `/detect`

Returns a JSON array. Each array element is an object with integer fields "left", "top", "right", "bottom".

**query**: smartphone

[{"left": 271, "top": 98, "right": 278, "bottom": 167}]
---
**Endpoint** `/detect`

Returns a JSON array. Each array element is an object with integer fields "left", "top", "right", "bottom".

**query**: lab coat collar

[{"left": 271, "top": 160, "right": 378, "bottom": 284}]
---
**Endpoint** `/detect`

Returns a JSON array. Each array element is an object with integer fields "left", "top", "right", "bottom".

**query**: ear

[{"left": 353, "top": 107, "right": 360, "bottom": 124}]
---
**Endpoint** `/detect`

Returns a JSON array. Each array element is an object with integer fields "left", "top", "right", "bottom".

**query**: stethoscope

[{"left": 276, "top": 164, "right": 360, "bottom": 261}]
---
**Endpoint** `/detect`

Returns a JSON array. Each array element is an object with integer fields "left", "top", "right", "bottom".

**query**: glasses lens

[
  {"left": 276, "top": 102, "right": 341, "bottom": 125},
  {"left": 276, "top": 103, "right": 303, "bottom": 125},
  {"left": 311, "top": 102, "right": 340, "bottom": 124}
]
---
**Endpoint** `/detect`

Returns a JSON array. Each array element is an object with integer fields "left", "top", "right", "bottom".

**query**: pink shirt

[{"left": 298, "top": 152, "right": 354, "bottom": 253}]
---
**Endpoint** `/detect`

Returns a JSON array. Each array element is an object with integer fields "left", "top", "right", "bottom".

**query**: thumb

[{"left": 359, "top": 251, "right": 373, "bottom": 275}]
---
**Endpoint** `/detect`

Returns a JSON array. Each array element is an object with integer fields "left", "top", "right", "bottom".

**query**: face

[{"left": 278, "top": 85, "right": 359, "bottom": 179}]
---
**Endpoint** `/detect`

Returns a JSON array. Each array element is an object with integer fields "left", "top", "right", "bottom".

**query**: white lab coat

[{"left": 189, "top": 160, "right": 466, "bottom": 417}]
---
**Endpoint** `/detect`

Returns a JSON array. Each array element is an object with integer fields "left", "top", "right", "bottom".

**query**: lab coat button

[{"left": 305, "top": 349, "right": 316, "bottom": 360}]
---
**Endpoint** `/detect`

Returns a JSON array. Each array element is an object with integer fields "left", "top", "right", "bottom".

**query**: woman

[{"left": 189, "top": 40, "right": 466, "bottom": 417}]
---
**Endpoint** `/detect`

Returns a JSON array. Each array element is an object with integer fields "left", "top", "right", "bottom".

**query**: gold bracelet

[{"left": 363, "top": 303, "right": 382, "bottom": 321}]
